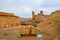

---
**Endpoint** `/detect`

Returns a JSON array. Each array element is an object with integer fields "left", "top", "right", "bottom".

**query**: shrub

[
  {"left": 48, "top": 22, "right": 52, "bottom": 24},
  {"left": 32, "top": 20, "right": 40, "bottom": 24}
]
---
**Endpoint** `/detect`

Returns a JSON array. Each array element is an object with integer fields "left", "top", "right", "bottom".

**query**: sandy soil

[{"left": 0, "top": 26, "right": 47, "bottom": 40}]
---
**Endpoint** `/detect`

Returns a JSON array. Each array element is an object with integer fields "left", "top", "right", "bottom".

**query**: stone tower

[
  {"left": 39, "top": 11, "right": 44, "bottom": 16},
  {"left": 32, "top": 11, "right": 35, "bottom": 20}
]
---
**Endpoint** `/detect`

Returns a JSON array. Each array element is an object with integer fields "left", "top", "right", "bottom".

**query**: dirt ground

[{"left": 0, "top": 26, "right": 53, "bottom": 40}]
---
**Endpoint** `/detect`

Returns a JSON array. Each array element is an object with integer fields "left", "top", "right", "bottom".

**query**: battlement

[{"left": 32, "top": 11, "right": 44, "bottom": 20}]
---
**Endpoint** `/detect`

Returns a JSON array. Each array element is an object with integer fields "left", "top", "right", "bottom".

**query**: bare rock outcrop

[{"left": 0, "top": 12, "right": 21, "bottom": 28}]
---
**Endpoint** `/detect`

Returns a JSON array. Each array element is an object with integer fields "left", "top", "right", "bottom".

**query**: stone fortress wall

[{"left": 32, "top": 11, "right": 44, "bottom": 21}]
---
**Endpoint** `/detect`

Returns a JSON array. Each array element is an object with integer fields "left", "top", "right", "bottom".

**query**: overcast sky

[{"left": 0, "top": 0, "right": 60, "bottom": 18}]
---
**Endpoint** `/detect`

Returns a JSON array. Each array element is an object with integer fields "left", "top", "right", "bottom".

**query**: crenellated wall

[{"left": 32, "top": 11, "right": 44, "bottom": 21}]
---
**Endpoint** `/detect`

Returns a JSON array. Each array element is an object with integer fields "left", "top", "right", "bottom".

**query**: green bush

[
  {"left": 48, "top": 22, "right": 52, "bottom": 24},
  {"left": 32, "top": 20, "right": 40, "bottom": 24}
]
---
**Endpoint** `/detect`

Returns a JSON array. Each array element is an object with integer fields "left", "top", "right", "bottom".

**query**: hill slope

[{"left": 38, "top": 10, "right": 60, "bottom": 40}]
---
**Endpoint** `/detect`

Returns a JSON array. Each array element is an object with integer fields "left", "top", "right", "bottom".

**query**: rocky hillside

[
  {"left": 38, "top": 10, "right": 60, "bottom": 40},
  {"left": 0, "top": 12, "right": 15, "bottom": 16},
  {"left": 0, "top": 12, "right": 21, "bottom": 28}
]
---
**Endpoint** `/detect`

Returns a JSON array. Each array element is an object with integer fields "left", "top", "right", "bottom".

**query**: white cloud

[
  {"left": 30, "top": 0, "right": 43, "bottom": 6},
  {"left": 12, "top": 5, "right": 32, "bottom": 17},
  {"left": 21, "top": 0, "right": 43, "bottom": 7},
  {"left": 0, "top": 0, "right": 60, "bottom": 18},
  {"left": 16, "top": 5, "right": 32, "bottom": 14},
  {"left": 0, "top": 6, "right": 16, "bottom": 13},
  {"left": 0, "top": 0, "right": 16, "bottom": 13},
  {"left": 33, "top": 7, "right": 60, "bottom": 15}
]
